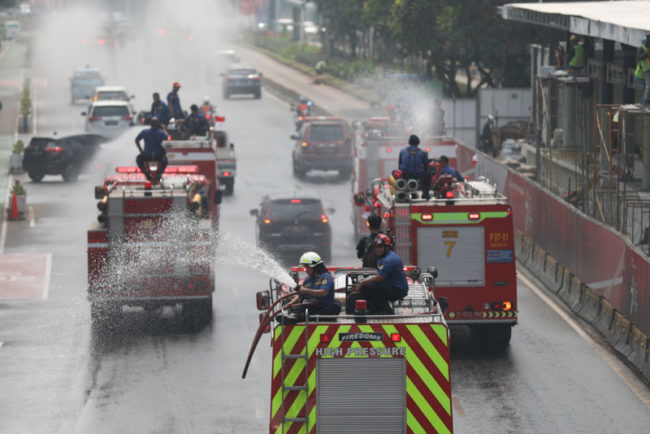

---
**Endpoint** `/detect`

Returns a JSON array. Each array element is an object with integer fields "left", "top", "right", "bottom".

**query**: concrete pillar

[
  {"left": 602, "top": 40, "right": 614, "bottom": 104},
  {"left": 563, "top": 85, "right": 577, "bottom": 148}
]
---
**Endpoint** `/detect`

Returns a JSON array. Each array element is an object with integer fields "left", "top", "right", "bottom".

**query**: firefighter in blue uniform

[
  {"left": 439, "top": 155, "right": 464, "bottom": 182},
  {"left": 184, "top": 104, "right": 209, "bottom": 137},
  {"left": 134, "top": 117, "right": 169, "bottom": 183},
  {"left": 167, "top": 82, "right": 183, "bottom": 119},
  {"left": 348, "top": 234, "right": 408, "bottom": 315},
  {"left": 280, "top": 252, "right": 339, "bottom": 323},
  {"left": 150, "top": 92, "right": 170, "bottom": 125},
  {"left": 398, "top": 134, "right": 430, "bottom": 199}
]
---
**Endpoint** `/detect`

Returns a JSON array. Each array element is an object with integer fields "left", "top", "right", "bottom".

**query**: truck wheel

[
  {"left": 292, "top": 160, "right": 306, "bottom": 179},
  {"left": 254, "top": 90, "right": 261, "bottom": 99},
  {"left": 225, "top": 180, "right": 234, "bottom": 195},
  {"left": 28, "top": 170, "right": 46, "bottom": 182},
  {"left": 62, "top": 165, "right": 80, "bottom": 182},
  {"left": 91, "top": 302, "right": 120, "bottom": 328},
  {"left": 471, "top": 324, "right": 511, "bottom": 350},
  {"left": 183, "top": 299, "right": 213, "bottom": 327}
]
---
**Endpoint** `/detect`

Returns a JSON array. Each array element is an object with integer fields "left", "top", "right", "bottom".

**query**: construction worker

[
  {"left": 356, "top": 214, "right": 383, "bottom": 268},
  {"left": 398, "top": 134, "right": 430, "bottom": 199},
  {"left": 281, "top": 252, "right": 339, "bottom": 323},
  {"left": 167, "top": 82, "right": 183, "bottom": 119},
  {"left": 635, "top": 36, "right": 650, "bottom": 105},
  {"left": 347, "top": 234, "right": 408, "bottom": 315},
  {"left": 183, "top": 104, "right": 209, "bottom": 137},
  {"left": 150, "top": 92, "right": 170, "bottom": 125},
  {"left": 439, "top": 155, "right": 464, "bottom": 182},
  {"left": 135, "top": 117, "right": 168, "bottom": 184},
  {"left": 567, "top": 35, "right": 584, "bottom": 74},
  {"left": 481, "top": 115, "right": 496, "bottom": 157}
]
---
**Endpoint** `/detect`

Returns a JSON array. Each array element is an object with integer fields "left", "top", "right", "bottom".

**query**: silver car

[
  {"left": 221, "top": 65, "right": 262, "bottom": 99},
  {"left": 81, "top": 101, "right": 135, "bottom": 139}
]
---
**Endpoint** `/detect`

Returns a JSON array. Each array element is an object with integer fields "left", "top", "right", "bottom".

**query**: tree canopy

[{"left": 313, "top": 0, "right": 538, "bottom": 97}]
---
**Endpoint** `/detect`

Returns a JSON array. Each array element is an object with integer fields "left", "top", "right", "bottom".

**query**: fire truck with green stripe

[
  {"left": 243, "top": 267, "right": 453, "bottom": 434},
  {"left": 357, "top": 175, "right": 517, "bottom": 347}
]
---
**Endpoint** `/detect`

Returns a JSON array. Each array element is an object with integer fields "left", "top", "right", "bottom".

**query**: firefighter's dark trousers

[
  {"left": 347, "top": 280, "right": 406, "bottom": 314},
  {"left": 136, "top": 152, "right": 168, "bottom": 180}
]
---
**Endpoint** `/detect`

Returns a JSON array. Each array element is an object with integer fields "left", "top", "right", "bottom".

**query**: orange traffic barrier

[{"left": 10, "top": 192, "right": 19, "bottom": 220}]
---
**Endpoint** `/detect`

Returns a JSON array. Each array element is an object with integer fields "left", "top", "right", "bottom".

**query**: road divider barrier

[{"left": 516, "top": 231, "right": 650, "bottom": 382}]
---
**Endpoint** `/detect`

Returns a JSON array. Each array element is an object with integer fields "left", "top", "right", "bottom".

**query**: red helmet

[
  {"left": 392, "top": 169, "right": 403, "bottom": 179},
  {"left": 374, "top": 233, "right": 393, "bottom": 247},
  {"left": 173, "top": 82, "right": 181, "bottom": 88}
]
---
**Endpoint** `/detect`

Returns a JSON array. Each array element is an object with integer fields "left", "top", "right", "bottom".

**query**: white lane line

[
  {"left": 28, "top": 205, "right": 34, "bottom": 227},
  {"left": 519, "top": 272, "right": 650, "bottom": 408},
  {"left": 0, "top": 174, "right": 14, "bottom": 254},
  {"left": 42, "top": 253, "right": 52, "bottom": 299},
  {"left": 0, "top": 342, "right": 3, "bottom": 349}
]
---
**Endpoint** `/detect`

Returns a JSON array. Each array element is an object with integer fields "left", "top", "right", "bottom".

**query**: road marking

[
  {"left": 0, "top": 342, "right": 3, "bottom": 349},
  {"left": 43, "top": 253, "right": 52, "bottom": 299},
  {"left": 28, "top": 205, "right": 34, "bottom": 227},
  {"left": 519, "top": 272, "right": 650, "bottom": 408},
  {"left": 452, "top": 397, "right": 464, "bottom": 417}
]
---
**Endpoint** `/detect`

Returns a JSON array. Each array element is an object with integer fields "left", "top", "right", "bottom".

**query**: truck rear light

[
  {"left": 205, "top": 114, "right": 211, "bottom": 119},
  {"left": 421, "top": 213, "right": 433, "bottom": 221},
  {"left": 425, "top": 147, "right": 430, "bottom": 152},
  {"left": 391, "top": 333, "right": 401, "bottom": 342},
  {"left": 223, "top": 171, "right": 231, "bottom": 176},
  {"left": 227, "top": 77, "right": 235, "bottom": 82},
  {"left": 290, "top": 199, "right": 301, "bottom": 203},
  {"left": 320, "top": 334, "right": 331, "bottom": 343},
  {"left": 491, "top": 301, "right": 502, "bottom": 310},
  {"left": 252, "top": 76, "right": 261, "bottom": 82},
  {"left": 44, "top": 146, "right": 64, "bottom": 154},
  {"left": 89, "top": 116, "right": 101, "bottom": 122},
  {"left": 445, "top": 191, "right": 454, "bottom": 199},
  {"left": 321, "top": 213, "right": 328, "bottom": 223},
  {"left": 502, "top": 301, "right": 512, "bottom": 311},
  {"left": 301, "top": 142, "right": 308, "bottom": 147},
  {"left": 121, "top": 115, "right": 133, "bottom": 121},
  {"left": 468, "top": 212, "right": 480, "bottom": 220},
  {"left": 263, "top": 219, "right": 271, "bottom": 224},
  {"left": 386, "top": 147, "right": 392, "bottom": 153},
  {"left": 355, "top": 300, "right": 367, "bottom": 310}
]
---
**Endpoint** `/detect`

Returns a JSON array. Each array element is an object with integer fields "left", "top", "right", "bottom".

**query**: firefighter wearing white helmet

[{"left": 280, "top": 252, "right": 339, "bottom": 323}]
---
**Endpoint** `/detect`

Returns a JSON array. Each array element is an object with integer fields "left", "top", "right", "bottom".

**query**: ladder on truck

[
  {"left": 393, "top": 202, "right": 413, "bottom": 264},
  {"left": 279, "top": 313, "right": 310, "bottom": 433}
]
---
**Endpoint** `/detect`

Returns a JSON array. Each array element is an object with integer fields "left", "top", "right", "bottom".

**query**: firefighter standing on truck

[
  {"left": 134, "top": 117, "right": 168, "bottom": 184},
  {"left": 280, "top": 252, "right": 339, "bottom": 323},
  {"left": 356, "top": 214, "right": 383, "bottom": 268},
  {"left": 167, "top": 82, "right": 183, "bottom": 119},
  {"left": 347, "top": 234, "right": 408, "bottom": 315},
  {"left": 399, "top": 134, "right": 430, "bottom": 199}
]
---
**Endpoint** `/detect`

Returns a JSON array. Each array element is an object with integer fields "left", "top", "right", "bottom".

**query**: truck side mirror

[
  {"left": 256, "top": 290, "right": 271, "bottom": 310},
  {"left": 290, "top": 134, "right": 298, "bottom": 140},
  {"left": 353, "top": 192, "right": 365, "bottom": 206},
  {"left": 249, "top": 209, "right": 259, "bottom": 216},
  {"left": 94, "top": 186, "right": 105, "bottom": 199},
  {"left": 214, "top": 190, "right": 222, "bottom": 205},
  {"left": 437, "top": 297, "right": 448, "bottom": 314}
]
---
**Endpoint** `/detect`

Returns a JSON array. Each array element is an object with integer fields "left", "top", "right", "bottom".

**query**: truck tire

[
  {"left": 62, "top": 165, "right": 80, "bottom": 182},
  {"left": 28, "top": 170, "right": 46, "bottom": 182},
  {"left": 254, "top": 90, "right": 261, "bottom": 99},
  {"left": 292, "top": 159, "right": 306, "bottom": 179},
  {"left": 471, "top": 324, "right": 511, "bottom": 350},
  {"left": 183, "top": 299, "right": 213, "bottom": 327},
  {"left": 91, "top": 302, "right": 120, "bottom": 329},
  {"left": 225, "top": 179, "right": 234, "bottom": 195}
]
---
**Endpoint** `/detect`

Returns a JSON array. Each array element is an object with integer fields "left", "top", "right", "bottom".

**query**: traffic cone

[{"left": 10, "top": 192, "right": 19, "bottom": 220}]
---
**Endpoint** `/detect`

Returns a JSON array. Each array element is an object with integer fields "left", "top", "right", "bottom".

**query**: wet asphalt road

[{"left": 0, "top": 6, "right": 649, "bottom": 434}]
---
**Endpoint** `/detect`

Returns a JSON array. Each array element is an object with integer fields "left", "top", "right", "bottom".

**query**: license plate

[
  {"left": 287, "top": 226, "right": 307, "bottom": 233},
  {"left": 105, "top": 121, "right": 118, "bottom": 126}
]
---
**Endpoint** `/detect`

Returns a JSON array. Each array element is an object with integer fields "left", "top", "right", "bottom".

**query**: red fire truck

[
  {"left": 87, "top": 165, "right": 217, "bottom": 327},
  {"left": 352, "top": 118, "right": 467, "bottom": 239},
  {"left": 357, "top": 175, "right": 517, "bottom": 346},
  {"left": 243, "top": 267, "right": 453, "bottom": 434},
  {"left": 164, "top": 135, "right": 229, "bottom": 223}
]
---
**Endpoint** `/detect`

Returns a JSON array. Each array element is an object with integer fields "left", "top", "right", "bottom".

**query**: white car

[
  {"left": 93, "top": 86, "right": 134, "bottom": 103},
  {"left": 81, "top": 101, "right": 135, "bottom": 139}
]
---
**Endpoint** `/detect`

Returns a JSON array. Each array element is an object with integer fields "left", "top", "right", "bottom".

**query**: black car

[
  {"left": 222, "top": 65, "right": 262, "bottom": 99},
  {"left": 250, "top": 196, "right": 333, "bottom": 262},
  {"left": 22, "top": 134, "right": 108, "bottom": 182}
]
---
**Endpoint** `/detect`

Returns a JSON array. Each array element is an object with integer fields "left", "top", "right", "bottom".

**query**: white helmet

[
  {"left": 299, "top": 251, "right": 323, "bottom": 267},
  {"left": 487, "top": 114, "right": 494, "bottom": 121}
]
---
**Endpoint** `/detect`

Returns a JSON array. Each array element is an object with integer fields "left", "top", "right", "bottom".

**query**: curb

[{"left": 515, "top": 229, "right": 650, "bottom": 382}]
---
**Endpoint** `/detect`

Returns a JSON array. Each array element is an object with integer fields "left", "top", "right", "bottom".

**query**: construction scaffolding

[{"left": 533, "top": 74, "right": 650, "bottom": 255}]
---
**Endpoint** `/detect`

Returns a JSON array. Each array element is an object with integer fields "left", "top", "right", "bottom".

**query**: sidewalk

[
  {"left": 0, "top": 41, "right": 28, "bottom": 231},
  {"left": 235, "top": 44, "right": 374, "bottom": 121}
]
